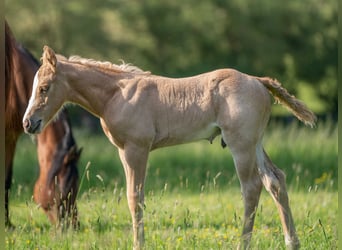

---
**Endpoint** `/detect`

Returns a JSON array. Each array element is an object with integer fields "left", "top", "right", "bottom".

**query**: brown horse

[
  {"left": 23, "top": 46, "right": 316, "bottom": 249},
  {"left": 5, "top": 22, "right": 81, "bottom": 228}
]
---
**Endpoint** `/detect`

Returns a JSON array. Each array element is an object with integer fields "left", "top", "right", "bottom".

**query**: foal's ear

[{"left": 42, "top": 45, "right": 57, "bottom": 72}]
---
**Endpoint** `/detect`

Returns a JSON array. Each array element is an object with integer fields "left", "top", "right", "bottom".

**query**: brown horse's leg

[
  {"left": 257, "top": 146, "right": 299, "bottom": 250},
  {"left": 5, "top": 137, "right": 17, "bottom": 228},
  {"left": 118, "top": 144, "right": 149, "bottom": 250},
  {"left": 5, "top": 166, "right": 13, "bottom": 228},
  {"left": 227, "top": 142, "right": 262, "bottom": 250}
]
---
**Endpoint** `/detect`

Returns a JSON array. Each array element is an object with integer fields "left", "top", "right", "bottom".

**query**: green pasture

[
  {"left": 5, "top": 1, "right": 337, "bottom": 248},
  {"left": 6, "top": 120, "right": 337, "bottom": 249}
]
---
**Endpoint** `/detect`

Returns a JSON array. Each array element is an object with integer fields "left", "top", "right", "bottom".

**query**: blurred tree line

[{"left": 5, "top": 0, "right": 337, "bottom": 129}]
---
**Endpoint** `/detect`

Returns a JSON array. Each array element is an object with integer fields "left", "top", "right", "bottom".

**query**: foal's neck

[{"left": 63, "top": 62, "right": 121, "bottom": 117}]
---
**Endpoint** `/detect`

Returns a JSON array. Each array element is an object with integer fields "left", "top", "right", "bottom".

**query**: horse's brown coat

[
  {"left": 5, "top": 23, "right": 81, "bottom": 228},
  {"left": 23, "top": 46, "right": 316, "bottom": 249}
]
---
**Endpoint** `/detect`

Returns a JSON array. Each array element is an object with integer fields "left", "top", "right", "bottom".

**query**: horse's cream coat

[{"left": 23, "top": 46, "right": 316, "bottom": 250}]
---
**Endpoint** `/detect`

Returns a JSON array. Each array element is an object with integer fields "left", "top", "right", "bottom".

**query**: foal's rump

[{"left": 214, "top": 70, "right": 272, "bottom": 144}]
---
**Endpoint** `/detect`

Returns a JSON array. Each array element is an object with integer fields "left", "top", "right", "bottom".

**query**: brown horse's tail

[{"left": 256, "top": 77, "right": 317, "bottom": 127}]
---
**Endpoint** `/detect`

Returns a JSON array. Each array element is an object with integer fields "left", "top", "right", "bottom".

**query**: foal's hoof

[{"left": 286, "top": 242, "right": 300, "bottom": 250}]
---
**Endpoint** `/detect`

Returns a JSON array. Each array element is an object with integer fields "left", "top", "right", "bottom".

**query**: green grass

[
  {"left": 6, "top": 121, "right": 337, "bottom": 249},
  {"left": 6, "top": 188, "right": 337, "bottom": 249}
]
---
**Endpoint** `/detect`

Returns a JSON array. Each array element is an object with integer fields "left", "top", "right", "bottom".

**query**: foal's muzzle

[{"left": 23, "top": 118, "right": 42, "bottom": 134}]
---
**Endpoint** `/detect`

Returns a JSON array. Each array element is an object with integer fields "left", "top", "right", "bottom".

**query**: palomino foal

[{"left": 23, "top": 46, "right": 316, "bottom": 249}]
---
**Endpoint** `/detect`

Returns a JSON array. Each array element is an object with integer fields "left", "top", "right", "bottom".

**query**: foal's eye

[{"left": 39, "top": 86, "right": 49, "bottom": 94}]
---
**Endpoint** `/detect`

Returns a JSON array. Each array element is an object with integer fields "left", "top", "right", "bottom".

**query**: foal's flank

[{"left": 23, "top": 46, "right": 316, "bottom": 250}]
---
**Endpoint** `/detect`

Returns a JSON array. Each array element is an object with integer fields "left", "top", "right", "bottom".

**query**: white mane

[{"left": 58, "top": 54, "right": 150, "bottom": 75}]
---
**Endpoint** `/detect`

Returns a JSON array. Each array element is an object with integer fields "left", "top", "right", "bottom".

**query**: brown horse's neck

[
  {"left": 5, "top": 22, "right": 39, "bottom": 131},
  {"left": 14, "top": 47, "right": 40, "bottom": 104},
  {"left": 60, "top": 62, "right": 123, "bottom": 118}
]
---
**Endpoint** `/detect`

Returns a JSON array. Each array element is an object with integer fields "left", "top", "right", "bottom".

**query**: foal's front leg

[{"left": 118, "top": 144, "right": 149, "bottom": 250}]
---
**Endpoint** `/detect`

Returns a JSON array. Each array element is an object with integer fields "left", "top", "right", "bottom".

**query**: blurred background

[
  {"left": 5, "top": 0, "right": 337, "bottom": 192},
  {"left": 4, "top": 3, "right": 338, "bottom": 248}
]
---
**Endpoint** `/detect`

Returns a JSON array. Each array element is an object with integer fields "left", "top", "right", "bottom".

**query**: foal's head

[{"left": 23, "top": 46, "right": 67, "bottom": 134}]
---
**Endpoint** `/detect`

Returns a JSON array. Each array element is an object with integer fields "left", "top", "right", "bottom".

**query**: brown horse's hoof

[{"left": 5, "top": 220, "right": 16, "bottom": 230}]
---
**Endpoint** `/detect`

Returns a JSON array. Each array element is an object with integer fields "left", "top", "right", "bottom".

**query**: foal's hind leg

[
  {"left": 225, "top": 139, "right": 263, "bottom": 249},
  {"left": 256, "top": 145, "right": 300, "bottom": 249}
]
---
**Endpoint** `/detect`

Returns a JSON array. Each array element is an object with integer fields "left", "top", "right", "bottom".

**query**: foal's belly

[
  {"left": 152, "top": 122, "right": 221, "bottom": 149},
  {"left": 187, "top": 122, "right": 221, "bottom": 142}
]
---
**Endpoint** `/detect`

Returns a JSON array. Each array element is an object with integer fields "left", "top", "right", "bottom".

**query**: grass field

[{"left": 5, "top": 120, "right": 337, "bottom": 249}]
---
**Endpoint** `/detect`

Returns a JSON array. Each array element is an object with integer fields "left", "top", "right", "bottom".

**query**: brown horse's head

[
  {"left": 23, "top": 46, "right": 67, "bottom": 134},
  {"left": 34, "top": 111, "right": 82, "bottom": 227},
  {"left": 37, "top": 144, "right": 82, "bottom": 227}
]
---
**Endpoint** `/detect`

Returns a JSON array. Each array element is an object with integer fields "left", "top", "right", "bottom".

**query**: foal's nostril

[{"left": 23, "top": 119, "right": 31, "bottom": 129}]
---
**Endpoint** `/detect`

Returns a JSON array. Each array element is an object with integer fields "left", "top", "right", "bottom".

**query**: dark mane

[
  {"left": 47, "top": 110, "right": 79, "bottom": 191},
  {"left": 19, "top": 45, "right": 40, "bottom": 66},
  {"left": 5, "top": 21, "right": 15, "bottom": 107}
]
